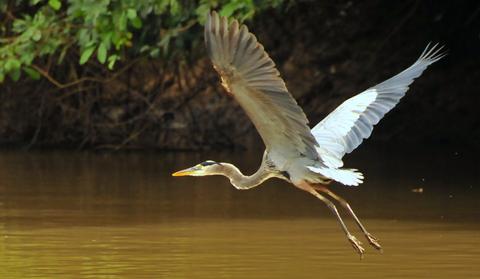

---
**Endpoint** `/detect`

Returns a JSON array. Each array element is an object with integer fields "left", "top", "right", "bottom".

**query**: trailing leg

[
  {"left": 313, "top": 185, "right": 382, "bottom": 252},
  {"left": 297, "top": 181, "right": 365, "bottom": 257}
]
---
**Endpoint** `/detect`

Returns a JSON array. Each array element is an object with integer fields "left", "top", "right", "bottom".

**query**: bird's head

[{"left": 172, "top": 160, "right": 223, "bottom": 177}]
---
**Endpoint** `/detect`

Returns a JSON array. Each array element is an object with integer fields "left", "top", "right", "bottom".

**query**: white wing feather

[
  {"left": 312, "top": 44, "right": 446, "bottom": 168},
  {"left": 308, "top": 166, "right": 364, "bottom": 186}
]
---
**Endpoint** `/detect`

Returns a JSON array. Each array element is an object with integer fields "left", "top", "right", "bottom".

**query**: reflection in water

[{"left": 0, "top": 146, "right": 479, "bottom": 278}]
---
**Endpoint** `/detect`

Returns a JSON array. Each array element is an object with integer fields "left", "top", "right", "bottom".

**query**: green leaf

[
  {"left": 24, "top": 67, "right": 41, "bottom": 80},
  {"left": 9, "top": 68, "right": 21, "bottom": 82},
  {"left": 159, "top": 34, "right": 171, "bottom": 54},
  {"left": 169, "top": 0, "right": 180, "bottom": 15},
  {"left": 240, "top": 10, "right": 255, "bottom": 22},
  {"left": 127, "top": 9, "right": 137, "bottom": 20},
  {"left": 4, "top": 60, "right": 13, "bottom": 72},
  {"left": 79, "top": 45, "right": 96, "bottom": 65},
  {"left": 0, "top": 72, "right": 4, "bottom": 83},
  {"left": 107, "top": 55, "right": 118, "bottom": 70},
  {"left": 57, "top": 45, "right": 69, "bottom": 64},
  {"left": 139, "top": 45, "right": 150, "bottom": 53},
  {"left": 5, "top": 59, "right": 21, "bottom": 71},
  {"left": 22, "top": 52, "right": 35, "bottom": 65},
  {"left": 131, "top": 17, "right": 142, "bottom": 29},
  {"left": 48, "top": 0, "right": 61, "bottom": 10},
  {"left": 149, "top": 48, "right": 160, "bottom": 58},
  {"left": 118, "top": 12, "right": 127, "bottom": 31},
  {"left": 32, "top": 30, "right": 42, "bottom": 41},
  {"left": 97, "top": 42, "right": 107, "bottom": 64},
  {"left": 220, "top": 2, "right": 241, "bottom": 18},
  {"left": 195, "top": 4, "right": 210, "bottom": 24}
]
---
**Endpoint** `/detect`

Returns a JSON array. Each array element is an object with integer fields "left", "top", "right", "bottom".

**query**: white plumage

[
  {"left": 311, "top": 44, "right": 445, "bottom": 183},
  {"left": 308, "top": 166, "right": 364, "bottom": 186}
]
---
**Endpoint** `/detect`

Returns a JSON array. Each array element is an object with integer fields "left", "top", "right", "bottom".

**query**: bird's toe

[
  {"left": 366, "top": 233, "right": 383, "bottom": 252},
  {"left": 347, "top": 234, "right": 365, "bottom": 258}
]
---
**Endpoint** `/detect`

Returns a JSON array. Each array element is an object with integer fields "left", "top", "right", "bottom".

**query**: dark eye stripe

[{"left": 201, "top": 161, "right": 217, "bottom": 166}]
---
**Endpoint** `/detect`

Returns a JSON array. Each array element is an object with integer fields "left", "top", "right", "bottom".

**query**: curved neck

[{"left": 219, "top": 163, "right": 272, "bottom": 190}]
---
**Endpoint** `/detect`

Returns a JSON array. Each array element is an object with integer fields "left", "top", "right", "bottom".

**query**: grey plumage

[
  {"left": 205, "top": 11, "right": 320, "bottom": 162},
  {"left": 204, "top": 11, "right": 444, "bottom": 186},
  {"left": 173, "top": 11, "right": 445, "bottom": 256}
]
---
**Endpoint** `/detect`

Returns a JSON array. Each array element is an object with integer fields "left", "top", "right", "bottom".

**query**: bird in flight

[{"left": 173, "top": 11, "right": 445, "bottom": 257}]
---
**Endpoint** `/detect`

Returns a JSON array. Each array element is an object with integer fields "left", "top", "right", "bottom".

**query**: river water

[{"left": 0, "top": 145, "right": 478, "bottom": 278}]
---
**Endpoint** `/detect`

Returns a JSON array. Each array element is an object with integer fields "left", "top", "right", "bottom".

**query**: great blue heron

[{"left": 173, "top": 11, "right": 445, "bottom": 257}]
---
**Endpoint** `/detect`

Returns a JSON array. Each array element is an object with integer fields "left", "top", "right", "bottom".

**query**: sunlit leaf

[
  {"left": 170, "top": 0, "right": 180, "bottom": 15},
  {"left": 107, "top": 54, "right": 119, "bottom": 70},
  {"left": 118, "top": 12, "right": 127, "bottom": 30},
  {"left": 5, "top": 59, "right": 21, "bottom": 71},
  {"left": 97, "top": 42, "right": 107, "bottom": 64},
  {"left": 220, "top": 2, "right": 242, "bottom": 18},
  {"left": 32, "top": 30, "right": 42, "bottom": 41},
  {"left": 79, "top": 45, "right": 96, "bottom": 65},
  {"left": 127, "top": 9, "right": 137, "bottom": 20},
  {"left": 0, "top": 0, "right": 284, "bottom": 83},
  {"left": 195, "top": 4, "right": 211, "bottom": 24},
  {"left": 48, "top": 0, "right": 61, "bottom": 10}
]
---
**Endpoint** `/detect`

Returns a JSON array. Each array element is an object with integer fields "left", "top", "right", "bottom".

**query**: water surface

[{"left": 0, "top": 146, "right": 478, "bottom": 278}]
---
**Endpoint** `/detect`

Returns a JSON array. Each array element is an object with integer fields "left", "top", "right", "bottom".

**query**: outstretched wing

[
  {"left": 205, "top": 11, "right": 320, "bottom": 163},
  {"left": 312, "top": 44, "right": 445, "bottom": 168}
]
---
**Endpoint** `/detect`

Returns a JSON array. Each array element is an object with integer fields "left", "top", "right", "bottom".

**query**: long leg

[
  {"left": 298, "top": 182, "right": 365, "bottom": 257},
  {"left": 313, "top": 185, "right": 382, "bottom": 251}
]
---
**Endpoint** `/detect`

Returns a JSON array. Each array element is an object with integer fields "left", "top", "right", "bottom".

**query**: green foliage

[{"left": 0, "top": 0, "right": 284, "bottom": 84}]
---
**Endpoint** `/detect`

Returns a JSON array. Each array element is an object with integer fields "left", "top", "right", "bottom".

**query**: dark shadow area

[{"left": 0, "top": 1, "right": 478, "bottom": 150}]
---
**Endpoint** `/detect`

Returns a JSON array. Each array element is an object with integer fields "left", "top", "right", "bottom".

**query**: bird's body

[{"left": 173, "top": 11, "right": 445, "bottom": 257}]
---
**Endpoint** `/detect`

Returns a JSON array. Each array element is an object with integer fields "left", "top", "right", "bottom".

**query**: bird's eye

[{"left": 201, "top": 160, "right": 216, "bottom": 166}]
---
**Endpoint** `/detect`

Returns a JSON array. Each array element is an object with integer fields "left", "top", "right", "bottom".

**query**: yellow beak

[{"left": 171, "top": 167, "right": 199, "bottom": 177}]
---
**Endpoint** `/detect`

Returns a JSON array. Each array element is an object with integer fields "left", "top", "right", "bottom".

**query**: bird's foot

[
  {"left": 347, "top": 234, "right": 365, "bottom": 258},
  {"left": 365, "top": 232, "right": 383, "bottom": 252}
]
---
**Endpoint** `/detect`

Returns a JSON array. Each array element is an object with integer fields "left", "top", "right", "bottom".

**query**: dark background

[
  {"left": 249, "top": 0, "right": 479, "bottom": 149},
  {"left": 0, "top": 0, "right": 479, "bottom": 150}
]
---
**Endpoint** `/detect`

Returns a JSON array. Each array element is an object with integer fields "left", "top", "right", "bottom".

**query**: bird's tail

[{"left": 307, "top": 166, "right": 364, "bottom": 186}]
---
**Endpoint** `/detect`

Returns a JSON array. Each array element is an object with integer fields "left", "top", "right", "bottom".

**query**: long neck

[{"left": 220, "top": 163, "right": 272, "bottom": 190}]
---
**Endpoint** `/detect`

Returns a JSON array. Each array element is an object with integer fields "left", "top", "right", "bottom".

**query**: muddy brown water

[{"left": 0, "top": 146, "right": 478, "bottom": 278}]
